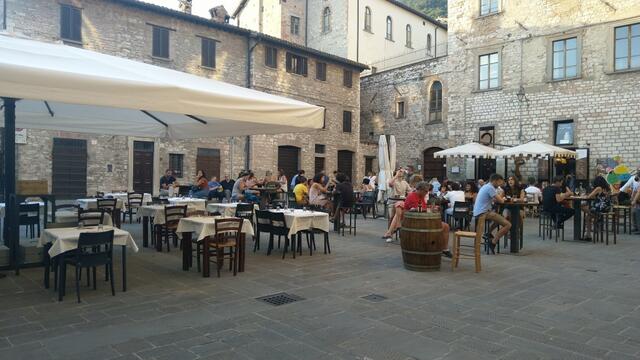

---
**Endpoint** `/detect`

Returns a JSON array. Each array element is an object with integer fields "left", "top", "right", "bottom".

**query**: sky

[{"left": 141, "top": 0, "right": 242, "bottom": 17}]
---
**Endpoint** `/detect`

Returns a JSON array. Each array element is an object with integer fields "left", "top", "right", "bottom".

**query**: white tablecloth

[
  {"left": 38, "top": 226, "right": 138, "bottom": 258},
  {"left": 168, "top": 197, "right": 206, "bottom": 211},
  {"left": 176, "top": 216, "right": 254, "bottom": 242},
  {"left": 139, "top": 202, "right": 205, "bottom": 225},
  {"left": 76, "top": 198, "right": 126, "bottom": 211},
  {"left": 206, "top": 202, "right": 259, "bottom": 217},
  {"left": 103, "top": 192, "right": 153, "bottom": 206},
  {"left": 269, "top": 209, "right": 330, "bottom": 237}
]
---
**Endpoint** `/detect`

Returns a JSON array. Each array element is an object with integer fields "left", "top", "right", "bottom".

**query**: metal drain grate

[
  {"left": 362, "top": 294, "right": 387, "bottom": 302},
  {"left": 256, "top": 293, "right": 304, "bottom": 306}
]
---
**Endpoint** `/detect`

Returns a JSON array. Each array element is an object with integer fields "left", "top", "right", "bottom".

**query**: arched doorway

[{"left": 423, "top": 147, "right": 445, "bottom": 181}]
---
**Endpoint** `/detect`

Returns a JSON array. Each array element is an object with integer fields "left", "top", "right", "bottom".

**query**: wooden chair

[
  {"left": 78, "top": 208, "right": 105, "bottom": 227},
  {"left": 157, "top": 205, "right": 187, "bottom": 252},
  {"left": 254, "top": 210, "right": 272, "bottom": 252},
  {"left": 613, "top": 205, "right": 632, "bottom": 234},
  {"left": 123, "top": 192, "right": 143, "bottom": 223},
  {"left": 97, "top": 198, "right": 118, "bottom": 226},
  {"left": 203, "top": 218, "right": 242, "bottom": 277},
  {"left": 59, "top": 230, "right": 115, "bottom": 303},
  {"left": 452, "top": 214, "right": 485, "bottom": 273},
  {"left": 268, "top": 212, "right": 296, "bottom": 258},
  {"left": 52, "top": 203, "right": 79, "bottom": 224},
  {"left": 43, "top": 221, "right": 78, "bottom": 290},
  {"left": 19, "top": 203, "right": 41, "bottom": 238}
]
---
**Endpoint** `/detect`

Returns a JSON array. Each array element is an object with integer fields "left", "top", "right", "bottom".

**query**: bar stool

[{"left": 452, "top": 214, "right": 485, "bottom": 273}]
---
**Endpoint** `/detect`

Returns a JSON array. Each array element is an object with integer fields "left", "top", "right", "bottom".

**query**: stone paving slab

[{"left": 0, "top": 217, "right": 639, "bottom": 359}]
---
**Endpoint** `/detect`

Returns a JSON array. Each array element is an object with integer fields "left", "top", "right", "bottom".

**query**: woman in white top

[
  {"left": 442, "top": 182, "right": 466, "bottom": 216},
  {"left": 277, "top": 168, "right": 288, "bottom": 192},
  {"left": 309, "top": 174, "right": 333, "bottom": 212}
]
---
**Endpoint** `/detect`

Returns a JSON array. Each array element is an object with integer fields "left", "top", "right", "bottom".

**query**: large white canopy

[
  {"left": 434, "top": 142, "right": 500, "bottom": 159},
  {"left": 0, "top": 35, "right": 324, "bottom": 139},
  {"left": 377, "top": 135, "right": 392, "bottom": 193},
  {"left": 496, "top": 140, "right": 576, "bottom": 159}
]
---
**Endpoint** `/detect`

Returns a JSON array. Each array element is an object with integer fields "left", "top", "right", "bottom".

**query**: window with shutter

[
  {"left": 286, "top": 53, "right": 308, "bottom": 76},
  {"left": 342, "top": 111, "right": 352, "bottom": 133},
  {"left": 201, "top": 37, "right": 217, "bottom": 68},
  {"left": 152, "top": 26, "right": 170, "bottom": 59},
  {"left": 265, "top": 46, "right": 278, "bottom": 68},
  {"left": 60, "top": 5, "right": 82, "bottom": 42}
]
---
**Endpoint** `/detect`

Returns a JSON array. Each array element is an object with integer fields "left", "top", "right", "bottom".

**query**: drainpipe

[
  {"left": 3, "top": 0, "right": 7, "bottom": 30},
  {"left": 356, "top": 0, "right": 360, "bottom": 62},
  {"left": 304, "top": 0, "right": 308, "bottom": 47},
  {"left": 245, "top": 35, "right": 259, "bottom": 171},
  {"left": 434, "top": 27, "right": 437, "bottom": 57}
]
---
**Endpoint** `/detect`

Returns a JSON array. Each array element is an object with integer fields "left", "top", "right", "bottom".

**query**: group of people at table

[{"left": 378, "top": 166, "right": 640, "bottom": 258}]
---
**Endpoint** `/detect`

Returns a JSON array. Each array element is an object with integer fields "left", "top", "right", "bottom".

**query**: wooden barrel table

[{"left": 400, "top": 211, "right": 442, "bottom": 271}]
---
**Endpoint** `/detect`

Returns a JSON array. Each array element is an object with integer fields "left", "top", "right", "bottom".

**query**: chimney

[
  {"left": 209, "top": 5, "right": 230, "bottom": 23},
  {"left": 178, "top": 0, "right": 192, "bottom": 14}
]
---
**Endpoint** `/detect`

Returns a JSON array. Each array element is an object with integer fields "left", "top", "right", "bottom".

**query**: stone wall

[
  {"left": 306, "top": 0, "right": 350, "bottom": 60},
  {"left": 360, "top": 56, "right": 450, "bottom": 170},
  {"left": 280, "top": 0, "right": 306, "bottom": 45},
  {"left": 2, "top": 0, "right": 362, "bottom": 195}
]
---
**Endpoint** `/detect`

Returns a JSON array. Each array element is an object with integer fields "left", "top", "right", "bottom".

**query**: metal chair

[
  {"left": 268, "top": 212, "right": 296, "bottom": 258},
  {"left": 451, "top": 201, "right": 472, "bottom": 231},
  {"left": 19, "top": 203, "right": 40, "bottom": 238},
  {"left": 355, "top": 190, "right": 377, "bottom": 219},
  {"left": 254, "top": 210, "right": 272, "bottom": 252}
]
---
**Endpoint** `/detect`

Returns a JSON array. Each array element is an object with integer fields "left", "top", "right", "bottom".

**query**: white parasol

[
  {"left": 495, "top": 140, "right": 576, "bottom": 159},
  {"left": 434, "top": 142, "right": 500, "bottom": 159}
]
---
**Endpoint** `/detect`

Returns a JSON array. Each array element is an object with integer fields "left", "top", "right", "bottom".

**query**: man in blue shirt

[
  {"left": 473, "top": 173, "right": 511, "bottom": 254},
  {"left": 290, "top": 169, "right": 305, "bottom": 189}
]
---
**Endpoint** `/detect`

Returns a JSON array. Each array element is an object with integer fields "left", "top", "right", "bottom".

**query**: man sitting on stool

[
  {"left": 473, "top": 174, "right": 511, "bottom": 254},
  {"left": 542, "top": 175, "right": 574, "bottom": 228}
]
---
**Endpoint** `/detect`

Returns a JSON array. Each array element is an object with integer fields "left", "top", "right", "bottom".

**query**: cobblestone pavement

[{"left": 0, "top": 216, "right": 639, "bottom": 360}]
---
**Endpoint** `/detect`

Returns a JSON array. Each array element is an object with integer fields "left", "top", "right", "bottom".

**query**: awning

[
  {"left": 434, "top": 142, "right": 500, "bottom": 159},
  {"left": 495, "top": 140, "right": 576, "bottom": 159},
  {"left": 0, "top": 35, "right": 324, "bottom": 139}
]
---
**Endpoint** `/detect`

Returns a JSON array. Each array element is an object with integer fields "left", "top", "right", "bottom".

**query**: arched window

[
  {"left": 429, "top": 81, "right": 443, "bottom": 122},
  {"left": 427, "top": 34, "right": 432, "bottom": 55},
  {"left": 405, "top": 25, "right": 412, "bottom": 47},
  {"left": 322, "top": 7, "right": 331, "bottom": 33},
  {"left": 386, "top": 16, "right": 393, "bottom": 40},
  {"left": 364, "top": 7, "right": 372, "bottom": 32}
]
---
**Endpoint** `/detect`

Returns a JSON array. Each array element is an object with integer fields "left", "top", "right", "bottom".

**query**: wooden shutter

[
  {"left": 277, "top": 146, "right": 300, "bottom": 180},
  {"left": 342, "top": 111, "right": 352, "bottom": 133},
  {"left": 52, "top": 138, "right": 87, "bottom": 198},
  {"left": 201, "top": 38, "right": 216, "bottom": 68},
  {"left": 196, "top": 148, "right": 221, "bottom": 179},
  {"left": 337, "top": 150, "right": 354, "bottom": 181},
  {"left": 314, "top": 157, "right": 325, "bottom": 175},
  {"left": 71, "top": 7, "right": 81, "bottom": 41}
]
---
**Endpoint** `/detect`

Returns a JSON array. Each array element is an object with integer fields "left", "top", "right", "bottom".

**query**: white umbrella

[
  {"left": 434, "top": 142, "right": 500, "bottom": 159},
  {"left": 389, "top": 135, "right": 397, "bottom": 173},
  {"left": 377, "top": 135, "right": 392, "bottom": 201},
  {"left": 496, "top": 140, "right": 576, "bottom": 159}
]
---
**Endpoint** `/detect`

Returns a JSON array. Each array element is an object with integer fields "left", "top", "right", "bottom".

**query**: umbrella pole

[{"left": 2, "top": 97, "right": 19, "bottom": 276}]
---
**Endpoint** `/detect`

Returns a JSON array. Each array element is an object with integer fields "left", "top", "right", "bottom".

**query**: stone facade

[
  {"left": 2, "top": 0, "right": 365, "bottom": 195},
  {"left": 362, "top": 0, "right": 640, "bottom": 183}
]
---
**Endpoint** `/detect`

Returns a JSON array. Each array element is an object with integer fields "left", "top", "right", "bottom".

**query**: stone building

[
  {"left": 0, "top": 0, "right": 366, "bottom": 197},
  {"left": 233, "top": 0, "right": 448, "bottom": 73},
  {"left": 362, "top": 0, "right": 640, "bottom": 183}
]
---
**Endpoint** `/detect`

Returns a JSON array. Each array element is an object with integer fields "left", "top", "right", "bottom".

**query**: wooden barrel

[{"left": 400, "top": 211, "right": 442, "bottom": 272}]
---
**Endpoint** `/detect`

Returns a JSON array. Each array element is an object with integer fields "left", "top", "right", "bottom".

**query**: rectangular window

[
  {"left": 615, "top": 23, "right": 640, "bottom": 71},
  {"left": 479, "top": 52, "right": 500, "bottom": 90},
  {"left": 316, "top": 62, "right": 327, "bottom": 81},
  {"left": 52, "top": 138, "right": 87, "bottom": 197},
  {"left": 169, "top": 153, "right": 184, "bottom": 178},
  {"left": 286, "top": 52, "right": 308, "bottom": 76},
  {"left": 343, "top": 69, "right": 353, "bottom": 88},
  {"left": 314, "top": 157, "right": 325, "bottom": 175},
  {"left": 315, "top": 144, "right": 326, "bottom": 154},
  {"left": 290, "top": 16, "right": 300, "bottom": 35},
  {"left": 342, "top": 111, "right": 352, "bottom": 133},
  {"left": 396, "top": 101, "right": 406, "bottom": 118},
  {"left": 554, "top": 120, "right": 574, "bottom": 146},
  {"left": 480, "top": 0, "right": 499, "bottom": 16},
  {"left": 152, "top": 26, "right": 170, "bottom": 59},
  {"left": 60, "top": 5, "right": 82, "bottom": 42},
  {"left": 552, "top": 38, "right": 578, "bottom": 80},
  {"left": 201, "top": 37, "right": 217, "bottom": 69},
  {"left": 265, "top": 46, "right": 278, "bottom": 68}
]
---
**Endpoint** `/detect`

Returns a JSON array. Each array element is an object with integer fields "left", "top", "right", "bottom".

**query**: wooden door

[
  {"left": 133, "top": 141, "right": 154, "bottom": 194},
  {"left": 277, "top": 146, "right": 300, "bottom": 180},
  {"left": 337, "top": 150, "right": 354, "bottom": 181},
  {"left": 422, "top": 147, "right": 445, "bottom": 181},
  {"left": 52, "top": 138, "right": 87, "bottom": 197},
  {"left": 196, "top": 148, "right": 221, "bottom": 179}
]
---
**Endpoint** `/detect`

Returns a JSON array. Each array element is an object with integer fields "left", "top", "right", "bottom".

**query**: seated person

[
  {"left": 231, "top": 172, "right": 248, "bottom": 202},
  {"left": 361, "top": 178, "right": 375, "bottom": 192},
  {"left": 220, "top": 175, "right": 235, "bottom": 202},
  {"left": 442, "top": 182, "right": 466, "bottom": 217},
  {"left": 293, "top": 176, "right": 309, "bottom": 206},
  {"left": 333, "top": 172, "right": 355, "bottom": 209},
  {"left": 473, "top": 174, "right": 512, "bottom": 254},
  {"left": 191, "top": 170, "right": 209, "bottom": 198},
  {"left": 159, "top": 169, "right": 176, "bottom": 196},
  {"left": 464, "top": 181, "right": 478, "bottom": 202},
  {"left": 581, "top": 176, "right": 612, "bottom": 239},
  {"left": 542, "top": 175, "right": 574, "bottom": 228},
  {"left": 503, "top": 175, "right": 526, "bottom": 221},
  {"left": 524, "top": 177, "right": 542, "bottom": 203},
  {"left": 309, "top": 175, "right": 332, "bottom": 212},
  {"left": 207, "top": 176, "right": 224, "bottom": 201}
]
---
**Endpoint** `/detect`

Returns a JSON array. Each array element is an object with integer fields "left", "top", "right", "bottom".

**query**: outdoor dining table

[
  {"left": 268, "top": 209, "right": 331, "bottom": 237},
  {"left": 176, "top": 216, "right": 254, "bottom": 276},
  {"left": 206, "top": 202, "right": 259, "bottom": 217},
  {"left": 76, "top": 198, "right": 125, "bottom": 227},
  {"left": 139, "top": 201, "right": 207, "bottom": 250},
  {"left": 497, "top": 200, "right": 538, "bottom": 253},
  {"left": 167, "top": 197, "right": 206, "bottom": 211},
  {"left": 38, "top": 225, "right": 138, "bottom": 300},
  {"left": 568, "top": 196, "right": 594, "bottom": 241},
  {"left": 103, "top": 192, "right": 152, "bottom": 206}
]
